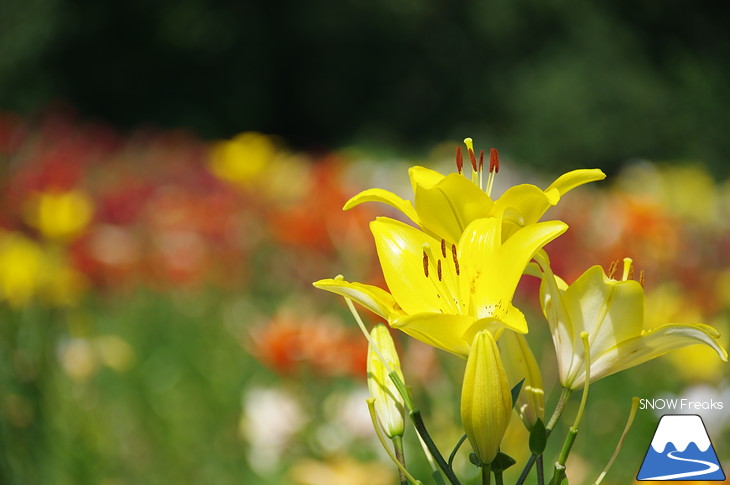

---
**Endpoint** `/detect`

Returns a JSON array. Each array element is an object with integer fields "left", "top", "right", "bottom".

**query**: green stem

[
  {"left": 365, "top": 399, "right": 421, "bottom": 485},
  {"left": 410, "top": 409, "right": 461, "bottom": 485},
  {"left": 551, "top": 428, "right": 578, "bottom": 484},
  {"left": 393, "top": 435, "right": 408, "bottom": 485},
  {"left": 515, "top": 388, "right": 572, "bottom": 485},
  {"left": 536, "top": 454, "right": 544, "bottom": 485},
  {"left": 493, "top": 469, "right": 503, "bottom": 485},
  {"left": 481, "top": 463, "right": 491, "bottom": 485}
]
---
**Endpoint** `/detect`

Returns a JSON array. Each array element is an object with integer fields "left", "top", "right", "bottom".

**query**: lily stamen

[
  {"left": 639, "top": 270, "right": 645, "bottom": 287},
  {"left": 441, "top": 238, "right": 447, "bottom": 258},
  {"left": 451, "top": 243, "right": 460, "bottom": 276},
  {"left": 486, "top": 147, "right": 499, "bottom": 197},
  {"left": 437, "top": 260, "right": 443, "bottom": 282},
  {"left": 455, "top": 146, "right": 464, "bottom": 175},
  {"left": 423, "top": 250, "right": 429, "bottom": 278},
  {"left": 607, "top": 260, "right": 619, "bottom": 279}
]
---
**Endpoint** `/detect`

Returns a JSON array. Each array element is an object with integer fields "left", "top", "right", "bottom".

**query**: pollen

[
  {"left": 456, "top": 146, "right": 464, "bottom": 174},
  {"left": 478, "top": 149, "right": 484, "bottom": 172},
  {"left": 489, "top": 148, "right": 500, "bottom": 174},
  {"left": 639, "top": 270, "right": 645, "bottom": 287},
  {"left": 437, "top": 260, "right": 443, "bottom": 281},
  {"left": 441, "top": 239, "right": 447, "bottom": 258},
  {"left": 451, "top": 243, "right": 460, "bottom": 275},
  {"left": 423, "top": 250, "right": 429, "bottom": 278}
]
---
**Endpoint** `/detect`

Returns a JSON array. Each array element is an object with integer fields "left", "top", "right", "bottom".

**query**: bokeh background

[{"left": 1, "top": 1, "right": 729, "bottom": 484}]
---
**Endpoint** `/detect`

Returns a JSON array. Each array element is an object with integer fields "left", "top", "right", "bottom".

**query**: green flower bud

[
  {"left": 461, "top": 330, "right": 512, "bottom": 465},
  {"left": 498, "top": 330, "right": 545, "bottom": 431},
  {"left": 367, "top": 324, "right": 405, "bottom": 438}
]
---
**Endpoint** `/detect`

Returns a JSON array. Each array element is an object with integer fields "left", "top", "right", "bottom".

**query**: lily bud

[
  {"left": 461, "top": 330, "right": 512, "bottom": 465},
  {"left": 367, "top": 324, "right": 405, "bottom": 438},
  {"left": 498, "top": 330, "right": 545, "bottom": 431}
]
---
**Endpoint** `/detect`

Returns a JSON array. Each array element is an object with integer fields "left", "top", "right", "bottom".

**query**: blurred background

[{"left": 0, "top": 0, "right": 729, "bottom": 484}]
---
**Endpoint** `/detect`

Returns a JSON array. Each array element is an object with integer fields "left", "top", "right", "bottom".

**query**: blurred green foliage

[{"left": 1, "top": 0, "right": 729, "bottom": 174}]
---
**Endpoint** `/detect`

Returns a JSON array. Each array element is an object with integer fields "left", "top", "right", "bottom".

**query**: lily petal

[
  {"left": 313, "top": 278, "right": 400, "bottom": 319},
  {"left": 370, "top": 217, "right": 455, "bottom": 315},
  {"left": 343, "top": 188, "right": 420, "bottom": 226},
  {"left": 408, "top": 166, "right": 446, "bottom": 192},
  {"left": 544, "top": 169, "right": 606, "bottom": 196},
  {"left": 492, "top": 184, "right": 559, "bottom": 237},
  {"left": 461, "top": 219, "right": 568, "bottom": 328},
  {"left": 415, "top": 173, "right": 493, "bottom": 243},
  {"left": 576, "top": 323, "right": 728, "bottom": 389},
  {"left": 563, "top": 266, "right": 645, "bottom": 359},
  {"left": 390, "top": 312, "right": 475, "bottom": 357}
]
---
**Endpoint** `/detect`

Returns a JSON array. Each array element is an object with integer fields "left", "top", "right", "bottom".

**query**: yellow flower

[
  {"left": 24, "top": 189, "right": 94, "bottom": 241},
  {"left": 0, "top": 232, "right": 44, "bottom": 307},
  {"left": 537, "top": 254, "right": 728, "bottom": 390},
  {"left": 498, "top": 330, "right": 544, "bottom": 431},
  {"left": 314, "top": 215, "right": 567, "bottom": 357},
  {"left": 367, "top": 324, "right": 405, "bottom": 438},
  {"left": 208, "top": 132, "right": 276, "bottom": 186},
  {"left": 461, "top": 330, "right": 512, "bottom": 465},
  {"left": 344, "top": 139, "right": 604, "bottom": 243}
]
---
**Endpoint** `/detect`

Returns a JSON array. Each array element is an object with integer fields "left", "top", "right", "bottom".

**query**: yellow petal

[
  {"left": 313, "top": 278, "right": 400, "bottom": 319},
  {"left": 544, "top": 168, "right": 606, "bottom": 195},
  {"left": 563, "top": 266, "right": 645, "bottom": 359},
  {"left": 370, "top": 217, "right": 455, "bottom": 315},
  {"left": 408, "top": 166, "right": 446, "bottom": 192},
  {"left": 575, "top": 323, "right": 729, "bottom": 389},
  {"left": 343, "top": 188, "right": 420, "bottom": 226},
  {"left": 536, "top": 251, "right": 577, "bottom": 385},
  {"left": 460, "top": 219, "right": 568, "bottom": 327},
  {"left": 492, "top": 184, "right": 559, "bottom": 236},
  {"left": 414, "top": 173, "right": 493, "bottom": 243},
  {"left": 461, "top": 330, "right": 512, "bottom": 464},
  {"left": 390, "top": 312, "right": 475, "bottom": 357}
]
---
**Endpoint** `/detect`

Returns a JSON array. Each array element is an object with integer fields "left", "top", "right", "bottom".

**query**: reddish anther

[
  {"left": 437, "top": 259, "right": 443, "bottom": 281},
  {"left": 423, "top": 251, "right": 429, "bottom": 277},
  {"left": 478, "top": 149, "right": 484, "bottom": 172},
  {"left": 489, "top": 148, "right": 500, "bottom": 173},
  {"left": 469, "top": 147, "right": 478, "bottom": 172},
  {"left": 456, "top": 146, "right": 464, "bottom": 174},
  {"left": 441, "top": 239, "right": 447, "bottom": 258},
  {"left": 451, "top": 244, "right": 460, "bottom": 275}
]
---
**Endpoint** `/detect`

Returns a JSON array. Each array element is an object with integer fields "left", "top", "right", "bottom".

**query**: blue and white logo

[{"left": 637, "top": 414, "right": 725, "bottom": 481}]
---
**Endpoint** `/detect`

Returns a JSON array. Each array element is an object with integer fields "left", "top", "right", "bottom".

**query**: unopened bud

[
  {"left": 461, "top": 330, "right": 512, "bottom": 464},
  {"left": 367, "top": 324, "right": 405, "bottom": 438}
]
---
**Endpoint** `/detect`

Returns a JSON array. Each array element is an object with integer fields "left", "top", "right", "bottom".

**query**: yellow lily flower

[
  {"left": 314, "top": 215, "right": 567, "bottom": 357},
  {"left": 344, "top": 139, "right": 604, "bottom": 243},
  {"left": 461, "top": 330, "right": 513, "bottom": 465},
  {"left": 537, "top": 254, "right": 728, "bottom": 390}
]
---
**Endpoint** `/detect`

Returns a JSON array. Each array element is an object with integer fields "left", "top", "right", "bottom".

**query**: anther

[
  {"left": 489, "top": 148, "right": 500, "bottom": 173},
  {"left": 478, "top": 149, "right": 484, "bottom": 172},
  {"left": 463, "top": 138, "right": 477, "bottom": 171},
  {"left": 455, "top": 146, "right": 463, "bottom": 174},
  {"left": 441, "top": 239, "right": 447, "bottom": 258},
  {"left": 422, "top": 250, "right": 429, "bottom": 278},
  {"left": 608, "top": 260, "right": 619, "bottom": 279},
  {"left": 639, "top": 270, "right": 645, "bottom": 287},
  {"left": 451, "top": 243, "right": 460, "bottom": 275},
  {"left": 628, "top": 264, "right": 635, "bottom": 282},
  {"left": 437, "top": 260, "right": 443, "bottom": 281}
]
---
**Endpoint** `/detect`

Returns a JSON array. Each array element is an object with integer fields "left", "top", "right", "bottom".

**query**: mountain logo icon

[{"left": 637, "top": 414, "right": 725, "bottom": 481}]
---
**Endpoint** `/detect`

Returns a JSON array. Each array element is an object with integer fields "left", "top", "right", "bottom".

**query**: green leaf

[
  {"left": 511, "top": 378, "right": 525, "bottom": 409},
  {"left": 490, "top": 451, "right": 517, "bottom": 473},
  {"left": 529, "top": 418, "right": 547, "bottom": 455}
]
